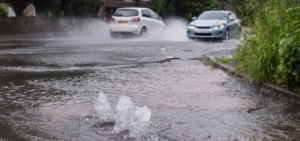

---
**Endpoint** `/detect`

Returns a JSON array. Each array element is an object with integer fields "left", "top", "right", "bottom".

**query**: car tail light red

[
  {"left": 130, "top": 17, "right": 140, "bottom": 22},
  {"left": 110, "top": 17, "right": 116, "bottom": 23}
]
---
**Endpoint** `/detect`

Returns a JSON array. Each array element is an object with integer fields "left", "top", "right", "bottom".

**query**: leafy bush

[
  {"left": 235, "top": 0, "right": 300, "bottom": 92},
  {"left": 0, "top": 6, "right": 7, "bottom": 18},
  {"left": 67, "top": 0, "right": 101, "bottom": 16},
  {"left": 50, "top": 0, "right": 61, "bottom": 16},
  {"left": 276, "top": 6, "right": 300, "bottom": 92},
  {"left": 152, "top": 0, "right": 175, "bottom": 17},
  {"left": 224, "top": 0, "right": 263, "bottom": 25},
  {"left": 153, "top": 0, "right": 221, "bottom": 19}
]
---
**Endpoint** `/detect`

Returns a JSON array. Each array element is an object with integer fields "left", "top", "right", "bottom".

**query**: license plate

[
  {"left": 197, "top": 29, "right": 209, "bottom": 33},
  {"left": 118, "top": 21, "right": 128, "bottom": 24}
]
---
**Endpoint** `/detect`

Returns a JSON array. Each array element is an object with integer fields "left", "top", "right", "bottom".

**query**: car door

[
  {"left": 227, "top": 13, "right": 235, "bottom": 34},
  {"left": 141, "top": 9, "right": 154, "bottom": 31},
  {"left": 228, "top": 12, "right": 239, "bottom": 35},
  {"left": 149, "top": 9, "right": 164, "bottom": 30}
]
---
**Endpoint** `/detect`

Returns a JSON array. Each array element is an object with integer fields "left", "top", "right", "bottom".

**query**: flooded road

[{"left": 0, "top": 34, "right": 300, "bottom": 141}]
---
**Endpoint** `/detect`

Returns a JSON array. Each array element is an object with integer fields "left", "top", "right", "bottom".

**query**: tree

[
  {"left": 135, "top": 0, "right": 140, "bottom": 7},
  {"left": 223, "top": 0, "right": 262, "bottom": 25},
  {"left": 67, "top": 0, "right": 102, "bottom": 16},
  {"left": 50, "top": 0, "right": 62, "bottom": 16},
  {"left": 152, "top": 0, "right": 175, "bottom": 17},
  {"left": 32, "top": 0, "right": 103, "bottom": 17},
  {"left": 0, "top": 6, "right": 8, "bottom": 18},
  {"left": 174, "top": 0, "right": 221, "bottom": 19},
  {"left": 153, "top": 0, "right": 221, "bottom": 19}
]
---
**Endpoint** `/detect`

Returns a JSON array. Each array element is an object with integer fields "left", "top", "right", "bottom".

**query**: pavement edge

[{"left": 213, "top": 60, "right": 300, "bottom": 98}]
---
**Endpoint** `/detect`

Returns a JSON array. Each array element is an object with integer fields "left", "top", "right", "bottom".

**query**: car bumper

[
  {"left": 110, "top": 24, "right": 141, "bottom": 35},
  {"left": 187, "top": 28, "right": 226, "bottom": 39}
]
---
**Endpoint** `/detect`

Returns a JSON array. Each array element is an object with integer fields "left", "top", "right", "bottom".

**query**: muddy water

[{"left": 0, "top": 58, "right": 299, "bottom": 141}]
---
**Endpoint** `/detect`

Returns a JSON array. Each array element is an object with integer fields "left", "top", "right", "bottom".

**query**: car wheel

[
  {"left": 140, "top": 27, "right": 147, "bottom": 37},
  {"left": 224, "top": 29, "right": 230, "bottom": 40},
  {"left": 110, "top": 32, "right": 116, "bottom": 38},
  {"left": 188, "top": 37, "right": 195, "bottom": 40}
]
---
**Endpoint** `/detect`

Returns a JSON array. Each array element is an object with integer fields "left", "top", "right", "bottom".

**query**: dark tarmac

[{"left": 0, "top": 28, "right": 299, "bottom": 141}]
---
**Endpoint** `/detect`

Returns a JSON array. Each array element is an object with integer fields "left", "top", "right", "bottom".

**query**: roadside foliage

[
  {"left": 66, "top": 0, "right": 102, "bottom": 16},
  {"left": 223, "top": 0, "right": 262, "bottom": 25},
  {"left": 153, "top": 0, "right": 221, "bottom": 19},
  {"left": 236, "top": 0, "right": 300, "bottom": 93},
  {"left": 10, "top": 0, "right": 102, "bottom": 17},
  {"left": 0, "top": 6, "right": 7, "bottom": 18}
]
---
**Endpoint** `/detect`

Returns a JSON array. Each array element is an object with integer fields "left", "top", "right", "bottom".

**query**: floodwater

[
  {"left": 0, "top": 18, "right": 300, "bottom": 141},
  {"left": 0, "top": 59, "right": 300, "bottom": 140}
]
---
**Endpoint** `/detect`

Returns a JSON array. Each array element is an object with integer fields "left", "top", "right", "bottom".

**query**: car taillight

[
  {"left": 110, "top": 17, "right": 116, "bottom": 23},
  {"left": 130, "top": 17, "right": 140, "bottom": 22}
]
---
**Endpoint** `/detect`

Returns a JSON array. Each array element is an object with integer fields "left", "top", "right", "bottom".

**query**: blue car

[{"left": 187, "top": 10, "right": 241, "bottom": 40}]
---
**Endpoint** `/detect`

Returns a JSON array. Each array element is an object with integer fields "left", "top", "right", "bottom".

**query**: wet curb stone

[{"left": 213, "top": 60, "right": 300, "bottom": 98}]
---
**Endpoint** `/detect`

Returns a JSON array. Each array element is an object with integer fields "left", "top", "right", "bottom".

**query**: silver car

[{"left": 187, "top": 10, "right": 241, "bottom": 40}]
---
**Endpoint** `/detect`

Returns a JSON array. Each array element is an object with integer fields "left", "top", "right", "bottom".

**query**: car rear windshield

[
  {"left": 114, "top": 9, "right": 139, "bottom": 17},
  {"left": 198, "top": 12, "right": 227, "bottom": 20}
]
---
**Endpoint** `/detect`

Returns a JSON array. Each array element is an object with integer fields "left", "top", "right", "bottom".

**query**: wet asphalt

[{"left": 0, "top": 33, "right": 300, "bottom": 141}]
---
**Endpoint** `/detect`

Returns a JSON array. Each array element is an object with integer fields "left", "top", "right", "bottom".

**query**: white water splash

[
  {"left": 113, "top": 96, "right": 135, "bottom": 133},
  {"left": 94, "top": 94, "right": 152, "bottom": 139},
  {"left": 146, "top": 17, "right": 189, "bottom": 41},
  {"left": 130, "top": 106, "right": 152, "bottom": 138},
  {"left": 94, "top": 93, "right": 115, "bottom": 123}
]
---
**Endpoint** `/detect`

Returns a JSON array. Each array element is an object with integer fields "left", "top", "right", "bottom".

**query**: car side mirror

[
  {"left": 192, "top": 17, "right": 197, "bottom": 21},
  {"left": 229, "top": 18, "right": 235, "bottom": 22}
]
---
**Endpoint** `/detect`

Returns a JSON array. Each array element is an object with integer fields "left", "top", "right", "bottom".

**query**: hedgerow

[
  {"left": 235, "top": 0, "right": 300, "bottom": 93},
  {"left": 0, "top": 6, "right": 7, "bottom": 18}
]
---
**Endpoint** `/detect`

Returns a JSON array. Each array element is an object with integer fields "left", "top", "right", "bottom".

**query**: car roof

[
  {"left": 118, "top": 7, "right": 150, "bottom": 10},
  {"left": 203, "top": 10, "right": 232, "bottom": 14}
]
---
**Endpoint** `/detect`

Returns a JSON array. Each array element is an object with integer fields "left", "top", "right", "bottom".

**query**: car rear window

[
  {"left": 198, "top": 12, "right": 228, "bottom": 20},
  {"left": 114, "top": 9, "right": 139, "bottom": 17}
]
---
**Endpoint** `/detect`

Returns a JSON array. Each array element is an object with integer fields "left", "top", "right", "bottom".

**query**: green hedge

[
  {"left": 67, "top": 0, "right": 101, "bottom": 16},
  {"left": 276, "top": 6, "right": 300, "bottom": 92},
  {"left": 236, "top": 0, "right": 300, "bottom": 93},
  {"left": 0, "top": 6, "right": 7, "bottom": 18}
]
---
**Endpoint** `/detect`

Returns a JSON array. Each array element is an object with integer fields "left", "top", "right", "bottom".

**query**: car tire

[
  {"left": 188, "top": 37, "right": 195, "bottom": 40},
  {"left": 140, "top": 27, "right": 147, "bottom": 37},
  {"left": 110, "top": 32, "right": 116, "bottom": 38}
]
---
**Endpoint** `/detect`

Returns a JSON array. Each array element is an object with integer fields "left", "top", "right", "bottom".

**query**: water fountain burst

[
  {"left": 113, "top": 95, "right": 135, "bottom": 133},
  {"left": 94, "top": 93, "right": 152, "bottom": 139},
  {"left": 94, "top": 93, "right": 115, "bottom": 123},
  {"left": 129, "top": 106, "right": 151, "bottom": 138}
]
